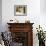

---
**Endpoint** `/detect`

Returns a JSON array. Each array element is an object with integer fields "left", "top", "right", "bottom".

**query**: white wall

[
  {"left": 40, "top": 0, "right": 46, "bottom": 13},
  {"left": 0, "top": 0, "right": 2, "bottom": 32},
  {"left": 40, "top": 0, "right": 46, "bottom": 31},
  {"left": 2, "top": 0, "right": 46, "bottom": 46},
  {"left": 2, "top": 0, "right": 40, "bottom": 30}
]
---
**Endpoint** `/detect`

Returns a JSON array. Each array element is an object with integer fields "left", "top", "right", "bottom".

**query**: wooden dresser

[{"left": 7, "top": 23, "right": 34, "bottom": 46}]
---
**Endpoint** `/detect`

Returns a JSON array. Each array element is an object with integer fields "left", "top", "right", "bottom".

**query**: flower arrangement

[{"left": 36, "top": 25, "right": 45, "bottom": 42}]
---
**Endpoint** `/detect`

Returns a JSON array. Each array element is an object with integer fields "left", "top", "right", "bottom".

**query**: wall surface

[
  {"left": 2, "top": 0, "right": 46, "bottom": 46},
  {"left": 40, "top": 0, "right": 46, "bottom": 13},
  {"left": 2, "top": 0, "right": 40, "bottom": 31},
  {"left": 0, "top": 0, "right": 2, "bottom": 32}
]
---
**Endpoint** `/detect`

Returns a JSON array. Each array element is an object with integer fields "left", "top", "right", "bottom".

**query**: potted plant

[{"left": 36, "top": 25, "right": 45, "bottom": 46}]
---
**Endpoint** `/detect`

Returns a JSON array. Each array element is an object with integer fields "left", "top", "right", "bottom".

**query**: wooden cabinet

[{"left": 7, "top": 23, "right": 34, "bottom": 46}]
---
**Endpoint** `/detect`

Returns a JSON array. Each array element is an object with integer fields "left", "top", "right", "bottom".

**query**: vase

[{"left": 39, "top": 40, "right": 45, "bottom": 46}]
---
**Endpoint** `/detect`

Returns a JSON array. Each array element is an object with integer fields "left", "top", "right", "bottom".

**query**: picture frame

[{"left": 14, "top": 5, "right": 27, "bottom": 16}]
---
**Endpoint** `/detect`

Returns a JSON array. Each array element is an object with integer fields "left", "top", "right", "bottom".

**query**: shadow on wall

[
  {"left": 40, "top": 0, "right": 46, "bottom": 13},
  {"left": 0, "top": 0, "right": 2, "bottom": 32}
]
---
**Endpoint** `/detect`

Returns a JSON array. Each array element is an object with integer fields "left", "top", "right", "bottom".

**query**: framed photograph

[{"left": 14, "top": 5, "right": 27, "bottom": 16}]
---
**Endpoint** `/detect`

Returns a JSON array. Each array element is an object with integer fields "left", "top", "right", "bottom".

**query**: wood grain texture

[{"left": 7, "top": 23, "right": 34, "bottom": 46}]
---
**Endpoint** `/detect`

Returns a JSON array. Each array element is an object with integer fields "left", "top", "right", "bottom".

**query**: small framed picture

[{"left": 14, "top": 5, "right": 27, "bottom": 16}]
